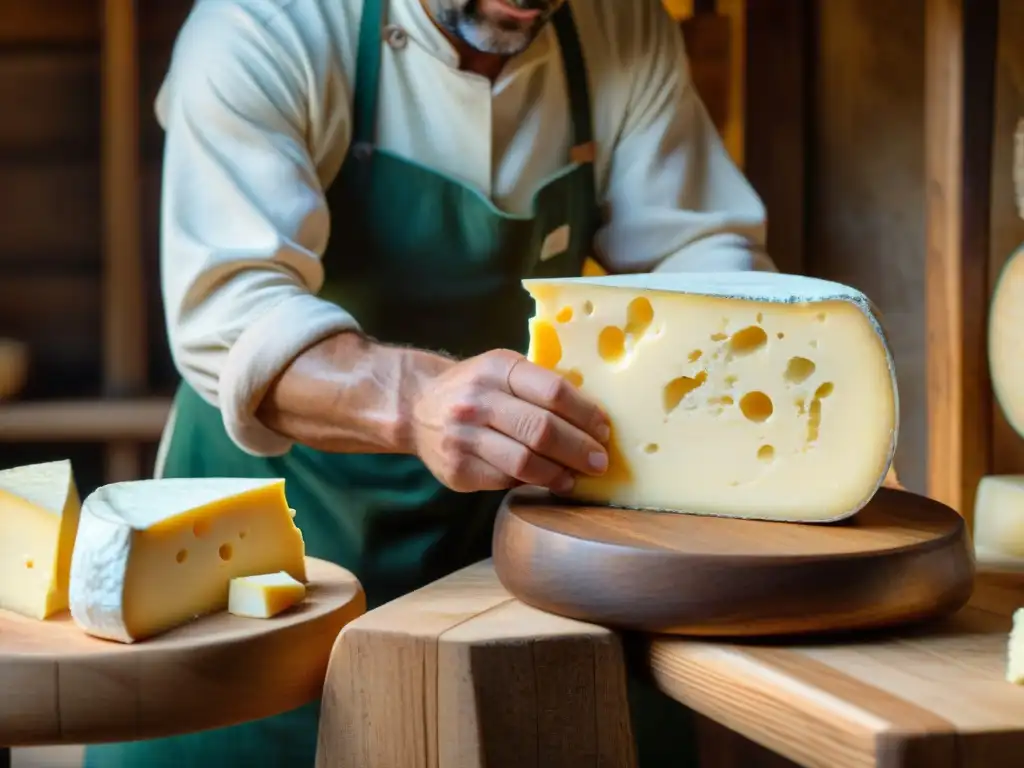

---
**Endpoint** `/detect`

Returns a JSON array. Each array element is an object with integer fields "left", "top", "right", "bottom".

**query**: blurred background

[{"left": 0, "top": 1, "right": 1021, "bottom": 762}]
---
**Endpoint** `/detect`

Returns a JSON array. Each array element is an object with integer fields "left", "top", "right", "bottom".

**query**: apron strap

[
  {"left": 350, "top": 0, "right": 597, "bottom": 168},
  {"left": 351, "top": 0, "right": 385, "bottom": 148},
  {"left": 551, "top": 2, "right": 596, "bottom": 165}
]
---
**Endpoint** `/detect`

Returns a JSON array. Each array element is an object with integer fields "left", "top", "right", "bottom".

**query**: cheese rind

[
  {"left": 0, "top": 460, "right": 81, "bottom": 619},
  {"left": 990, "top": 248, "right": 1024, "bottom": 438},
  {"left": 228, "top": 571, "right": 306, "bottom": 618},
  {"left": 69, "top": 477, "right": 306, "bottom": 643},
  {"left": 523, "top": 272, "right": 899, "bottom": 522},
  {"left": 1009, "top": 608, "right": 1024, "bottom": 684},
  {"left": 973, "top": 475, "right": 1024, "bottom": 562}
]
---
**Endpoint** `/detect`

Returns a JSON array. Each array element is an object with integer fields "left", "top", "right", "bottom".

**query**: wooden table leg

[
  {"left": 0, "top": 746, "right": 10, "bottom": 768},
  {"left": 315, "top": 560, "right": 636, "bottom": 768}
]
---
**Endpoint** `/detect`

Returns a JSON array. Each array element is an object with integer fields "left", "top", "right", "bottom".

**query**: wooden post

[
  {"left": 101, "top": 0, "right": 147, "bottom": 482},
  {"left": 924, "top": 0, "right": 998, "bottom": 524}
]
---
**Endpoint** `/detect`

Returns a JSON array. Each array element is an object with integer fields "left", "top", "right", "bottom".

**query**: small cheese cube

[
  {"left": 523, "top": 272, "right": 898, "bottom": 522},
  {"left": 228, "top": 571, "right": 306, "bottom": 618},
  {"left": 1009, "top": 608, "right": 1024, "bottom": 684},
  {"left": 990, "top": 248, "right": 1024, "bottom": 439},
  {"left": 974, "top": 475, "right": 1024, "bottom": 561},
  {"left": 0, "top": 460, "right": 81, "bottom": 619},
  {"left": 69, "top": 477, "right": 306, "bottom": 643}
]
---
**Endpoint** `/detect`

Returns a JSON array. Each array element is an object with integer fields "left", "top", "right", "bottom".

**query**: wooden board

[
  {"left": 0, "top": 557, "right": 365, "bottom": 747},
  {"left": 316, "top": 560, "right": 636, "bottom": 768},
  {"left": 646, "top": 569, "right": 1024, "bottom": 768},
  {"left": 492, "top": 487, "right": 974, "bottom": 636}
]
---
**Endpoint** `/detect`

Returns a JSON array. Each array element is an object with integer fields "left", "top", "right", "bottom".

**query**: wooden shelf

[{"left": 0, "top": 397, "right": 171, "bottom": 442}]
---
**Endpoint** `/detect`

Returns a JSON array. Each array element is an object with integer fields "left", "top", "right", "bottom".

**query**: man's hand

[{"left": 410, "top": 349, "right": 610, "bottom": 493}]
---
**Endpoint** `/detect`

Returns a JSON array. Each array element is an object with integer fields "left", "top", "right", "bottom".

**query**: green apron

[{"left": 85, "top": 0, "right": 696, "bottom": 764}]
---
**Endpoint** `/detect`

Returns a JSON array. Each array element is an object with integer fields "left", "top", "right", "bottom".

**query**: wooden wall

[{"left": 0, "top": 0, "right": 192, "bottom": 494}]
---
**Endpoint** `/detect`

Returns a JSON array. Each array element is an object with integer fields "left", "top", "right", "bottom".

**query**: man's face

[{"left": 430, "top": 0, "right": 564, "bottom": 56}]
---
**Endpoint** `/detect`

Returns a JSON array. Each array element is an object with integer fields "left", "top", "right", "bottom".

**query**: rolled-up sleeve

[
  {"left": 595, "top": 0, "right": 776, "bottom": 275},
  {"left": 156, "top": 2, "right": 358, "bottom": 457}
]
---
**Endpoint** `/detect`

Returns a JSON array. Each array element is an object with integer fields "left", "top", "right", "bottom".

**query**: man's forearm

[{"left": 256, "top": 331, "right": 453, "bottom": 454}]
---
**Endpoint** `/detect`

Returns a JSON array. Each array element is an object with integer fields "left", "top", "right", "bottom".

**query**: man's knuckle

[
  {"left": 522, "top": 412, "right": 557, "bottom": 449},
  {"left": 509, "top": 445, "right": 535, "bottom": 478}
]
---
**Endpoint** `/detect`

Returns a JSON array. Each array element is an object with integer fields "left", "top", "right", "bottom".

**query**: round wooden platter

[
  {"left": 492, "top": 487, "right": 975, "bottom": 637},
  {"left": 0, "top": 557, "right": 365, "bottom": 747}
]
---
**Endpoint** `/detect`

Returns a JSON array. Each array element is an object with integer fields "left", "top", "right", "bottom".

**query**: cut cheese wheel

[
  {"left": 973, "top": 475, "right": 1024, "bottom": 561},
  {"left": 69, "top": 477, "right": 306, "bottom": 643},
  {"left": 522, "top": 272, "right": 899, "bottom": 522},
  {"left": 989, "top": 248, "right": 1024, "bottom": 437},
  {"left": 228, "top": 571, "right": 306, "bottom": 618},
  {"left": 0, "top": 459, "right": 81, "bottom": 619}
]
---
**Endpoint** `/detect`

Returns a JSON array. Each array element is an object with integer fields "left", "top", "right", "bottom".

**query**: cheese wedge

[
  {"left": 974, "top": 475, "right": 1024, "bottom": 562},
  {"left": 69, "top": 477, "right": 306, "bottom": 643},
  {"left": 228, "top": 571, "right": 306, "bottom": 618},
  {"left": 523, "top": 272, "right": 898, "bottom": 522},
  {"left": 0, "top": 460, "right": 81, "bottom": 619},
  {"left": 990, "top": 248, "right": 1024, "bottom": 439},
  {"left": 1009, "top": 608, "right": 1024, "bottom": 684}
]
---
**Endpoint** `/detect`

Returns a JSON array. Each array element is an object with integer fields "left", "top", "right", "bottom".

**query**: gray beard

[{"left": 436, "top": 0, "right": 547, "bottom": 56}]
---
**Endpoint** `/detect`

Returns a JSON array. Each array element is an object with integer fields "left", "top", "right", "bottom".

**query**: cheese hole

[
  {"left": 784, "top": 357, "right": 816, "bottom": 385},
  {"left": 809, "top": 340, "right": 818, "bottom": 349},
  {"left": 563, "top": 369, "right": 584, "bottom": 388},
  {"left": 219, "top": 544, "right": 233, "bottom": 561},
  {"left": 663, "top": 371, "right": 708, "bottom": 413},
  {"left": 530, "top": 321, "right": 562, "bottom": 369},
  {"left": 24, "top": 558, "right": 34, "bottom": 569},
  {"left": 555, "top": 306, "right": 573, "bottom": 323},
  {"left": 598, "top": 326, "right": 626, "bottom": 363},
  {"left": 795, "top": 397, "right": 806, "bottom": 415},
  {"left": 729, "top": 325, "right": 768, "bottom": 355},
  {"left": 239, "top": 530, "right": 248, "bottom": 540},
  {"left": 708, "top": 395, "right": 734, "bottom": 406},
  {"left": 643, "top": 443, "right": 659, "bottom": 454},
  {"left": 688, "top": 349, "right": 702, "bottom": 362},
  {"left": 625, "top": 297, "right": 654, "bottom": 339},
  {"left": 583, "top": 301, "right": 594, "bottom": 315},
  {"left": 740, "top": 391, "right": 773, "bottom": 422},
  {"left": 724, "top": 375, "right": 737, "bottom": 389},
  {"left": 815, "top": 382, "right": 834, "bottom": 398},
  {"left": 710, "top": 332, "right": 728, "bottom": 341},
  {"left": 808, "top": 399, "right": 822, "bottom": 443},
  {"left": 756, "top": 312, "right": 764, "bottom": 323},
  {"left": 193, "top": 519, "right": 210, "bottom": 538},
  {"left": 816, "top": 312, "right": 827, "bottom": 322},
  {"left": 757, "top": 445, "right": 775, "bottom": 462},
  {"left": 777, "top": 332, "right": 785, "bottom": 339},
  {"left": 175, "top": 549, "right": 188, "bottom": 564}
]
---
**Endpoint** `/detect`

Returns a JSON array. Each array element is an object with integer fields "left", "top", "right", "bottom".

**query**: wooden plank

[
  {"left": 0, "top": 165, "right": 99, "bottom": 269},
  {"left": 647, "top": 569, "right": 1024, "bottom": 768},
  {"left": 743, "top": 0, "right": 810, "bottom": 277},
  {"left": 0, "top": 276, "right": 101, "bottom": 397},
  {"left": 925, "top": 0, "right": 998, "bottom": 521},
  {"left": 316, "top": 561, "right": 636, "bottom": 768},
  {"left": 0, "top": 398, "right": 171, "bottom": 441},
  {"left": 987, "top": 0, "right": 1024, "bottom": 475}
]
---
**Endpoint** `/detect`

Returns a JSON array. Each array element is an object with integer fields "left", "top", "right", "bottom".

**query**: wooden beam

[{"left": 924, "top": 0, "right": 998, "bottom": 522}]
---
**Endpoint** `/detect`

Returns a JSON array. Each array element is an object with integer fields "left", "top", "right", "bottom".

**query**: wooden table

[{"left": 647, "top": 568, "right": 1024, "bottom": 767}]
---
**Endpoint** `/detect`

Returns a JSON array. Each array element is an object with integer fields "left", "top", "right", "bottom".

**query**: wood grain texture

[
  {"left": 924, "top": 0, "right": 998, "bottom": 521},
  {"left": 0, "top": 558, "right": 365, "bottom": 747},
  {"left": 316, "top": 561, "right": 636, "bottom": 768},
  {"left": 492, "top": 488, "right": 974, "bottom": 637},
  {"left": 646, "top": 569, "right": 1024, "bottom": 768}
]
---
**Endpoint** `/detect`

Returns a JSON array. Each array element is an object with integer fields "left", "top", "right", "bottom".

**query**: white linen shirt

[{"left": 155, "top": 0, "right": 775, "bottom": 457}]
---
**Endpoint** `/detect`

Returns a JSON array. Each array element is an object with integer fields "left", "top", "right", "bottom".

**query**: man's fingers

[
  {"left": 486, "top": 391, "right": 607, "bottom": 478},
  {"left": 505, "top": 358, "right": 610, "bottom": 444},
  {"left": 474, "top": 425, "right": 575, "bottom": 492}
]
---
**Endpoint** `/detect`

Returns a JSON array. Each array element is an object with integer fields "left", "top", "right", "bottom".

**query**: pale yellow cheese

[
  {"left": 973, "top": 475, "right": 1024, "bottom": 563},
  {"left": 1009, "top": 608, "right": 1024, "bottom": 684},
  {"left": 69, "top": 478, "right": 306, "bottom": 643},
  {"left": 990, "top": 248, "right": 1024, "bottom": 438},
  {"left": 0, "top": 460, "right": 81, "bottom": 619},
  {"left": 523, "top": 272, "right": 898, "bottom": 522},
  {"left": 228, "top": 571, "right": 306, "bottom": 618}
]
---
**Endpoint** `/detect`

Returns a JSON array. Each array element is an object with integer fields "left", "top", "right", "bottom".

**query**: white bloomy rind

[{"left": 522, "top": 271, "right": 900, "bottom": 523}]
